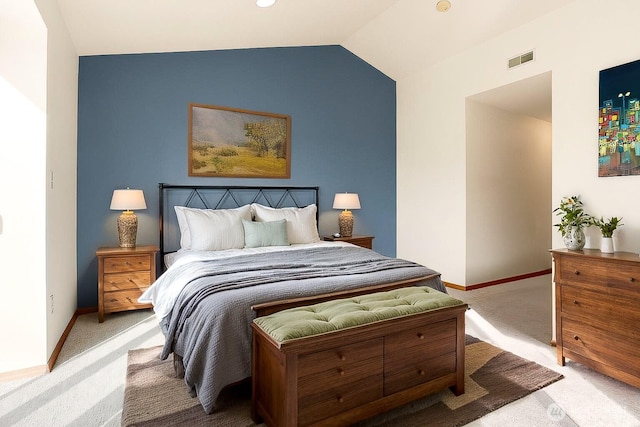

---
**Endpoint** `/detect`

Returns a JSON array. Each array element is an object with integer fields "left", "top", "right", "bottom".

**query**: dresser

[
  {"left": 551, "top": 249, "right": 640, "bottom": 388},
  {"left": 96, "top": 245, "right": 159, "bottom": 322}
]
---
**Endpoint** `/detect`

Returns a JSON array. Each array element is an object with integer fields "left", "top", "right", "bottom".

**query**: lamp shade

[
  {"left": 333, "top": 193, "right": 361, "bottom": 210},
  {"left": 256, "top": 0, "right": 276, "bottom": 7},
  {"left": 110, "top": 189, "right": 147, "bottom": 211}
]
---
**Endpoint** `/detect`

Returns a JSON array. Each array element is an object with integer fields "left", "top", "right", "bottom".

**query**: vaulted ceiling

[{"left": 57, "top": 0, "right": 576, "bottom": 81}]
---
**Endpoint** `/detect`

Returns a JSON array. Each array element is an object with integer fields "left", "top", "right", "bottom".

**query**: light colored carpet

[{"left": 121, "top": 335, "right": 563, "bottom": 427}]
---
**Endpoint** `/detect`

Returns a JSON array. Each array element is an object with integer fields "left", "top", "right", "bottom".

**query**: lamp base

[
  {"left": 338, "top": 210, "right": 354, "bottom": 237},
  {"left": 117, "top": 211, "right": 138, "bottom": 248}
]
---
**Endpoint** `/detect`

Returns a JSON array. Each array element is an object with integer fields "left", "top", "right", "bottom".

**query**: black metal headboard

[{"left": 159, "top": 183, "right": 319, "bottom": 264}]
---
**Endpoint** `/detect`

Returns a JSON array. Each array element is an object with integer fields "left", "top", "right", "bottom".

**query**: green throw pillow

[{"left": 242, "top": 219, "right": 289, "bottom": 248}]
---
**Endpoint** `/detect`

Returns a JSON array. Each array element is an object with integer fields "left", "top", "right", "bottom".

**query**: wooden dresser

[
  {"left": 251, "top": 295, "right": 466, "bottom": 427},
  {"left": 96, "top": 245, "right": 158, "bottom": 323},
  {"left": 551, "top": 249, "right": 640, "bottom": 388}
]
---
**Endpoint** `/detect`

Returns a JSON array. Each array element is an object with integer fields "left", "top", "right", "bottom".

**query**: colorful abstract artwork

[{"left": 599, "top": 59, "right": 640, "bottom": 177}]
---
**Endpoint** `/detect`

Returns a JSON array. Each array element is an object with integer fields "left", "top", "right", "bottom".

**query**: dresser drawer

[
  {"left": 561, "top": 284, "right": 640, "bottom": 326},
  {"left": 298, "top": 374, "right": 383, "bottom": 426},
  {"left": 298, "top": 337, "right": 383, "bottom": 378},
  {"left": 103, "top": 271, "right": 151, "bottom": 292},
  {"left": 104, "top": 289, "right": 151, "bottom": 311},
  {"left": 103, "top": 255, "right": 151, "bottom": 273},
  {"left": 561, "top": 317, "right": 640, "bottom": 378},
  {"left": 557, "top": 257, "right": 640, "bottom": 292}
]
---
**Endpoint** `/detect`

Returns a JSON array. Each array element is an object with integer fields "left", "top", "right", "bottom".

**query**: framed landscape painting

[
  {"left": 598, "top": 59, "right": 640, "bottom": 177},
  {"left": 188, "top": 103, "right": 291, "bottom": 178}
]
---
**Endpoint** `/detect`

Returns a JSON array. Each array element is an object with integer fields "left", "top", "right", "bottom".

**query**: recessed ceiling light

[
  {"left": 436, "top": 0, "right": 451, "bottom": 12},
  {"left": 256, "top": 0, "right": 276, "bottom": 7}
]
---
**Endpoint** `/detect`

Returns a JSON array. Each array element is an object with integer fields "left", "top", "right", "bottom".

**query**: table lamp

[
  {"left": 110, "top": 188, "right": 147, "bottom": 248},
  {"left": 333, "top": 193, "right": 361, "bottom": 237}
]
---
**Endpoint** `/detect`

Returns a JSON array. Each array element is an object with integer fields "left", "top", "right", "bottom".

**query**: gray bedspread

[{"left": 156, "top": 245, "right": 445, "bottom": 414}]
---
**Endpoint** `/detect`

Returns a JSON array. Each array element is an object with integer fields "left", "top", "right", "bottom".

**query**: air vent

[{"left": 508, "top": 50, "right": 535, "bottom": 69}]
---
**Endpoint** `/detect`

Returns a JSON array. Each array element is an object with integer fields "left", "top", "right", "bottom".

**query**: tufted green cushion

[{"left": 253, "top": 287, "right": 465, "bottom": 343}]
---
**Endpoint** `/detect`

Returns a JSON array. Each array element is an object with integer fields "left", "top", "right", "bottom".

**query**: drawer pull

[
  {"left": 573, "top": 300, "right": 579, "bottom": 305},
  {"left": 125, "top": 261, "right": 131, "bottom": 265},
  {"left": 337, "top": 353, "right": 346, "bottom": 361},
  {"left": 418, "top": 369, "right": 426, "bottom": 376},
  {"left": 630, "top": 277, "right": 636, "bottom": 282},
  {"left": 337, "top": 396, "right": 344, "bottom": 403},
  {"left": 573, "top": 270, "right": 580, "bottom": 275},
  {"left": 417, "top": 333, "right": 425, "bottom": 340},
  {"left": 337, "top": 368, "right": 345, "bottom": 376},
  {"left": 573, "top": 335, "right": 580, "bottom": 341}
]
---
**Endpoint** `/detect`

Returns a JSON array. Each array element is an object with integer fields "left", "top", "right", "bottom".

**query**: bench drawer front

[
  {"left": 298, "top": 355, "right": 382, "bottom": 398},
  {"left": 384, "top": 351, "right": 457, "bottom": 395},
  {"left": 384, "top": 319, "right": 457, "bottom": 394},
  {"left": 298, "top": 338, "right": 383, "bottom": 378},
  {"left": 298, "top": 374, "right": 383, "bottom": 426}
]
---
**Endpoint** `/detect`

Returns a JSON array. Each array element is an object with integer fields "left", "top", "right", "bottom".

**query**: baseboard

[
  {"left": 444, "top": 269, "right": 552, "bottom": 291},
  {"left": 0, "top": 364, "right": 48, "bottom": 383},
  {"left": 47, "top": 310, "right": 80, "bottom": 371}
]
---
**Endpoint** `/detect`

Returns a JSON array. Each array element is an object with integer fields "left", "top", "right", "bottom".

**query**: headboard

[{"left": 158, "top": 183, "right": 319, "bottom": 265}]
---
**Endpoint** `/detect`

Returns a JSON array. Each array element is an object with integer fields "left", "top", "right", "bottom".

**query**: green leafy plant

[
  {"left": 591, "top": 216, "right": 623, "bottom": 238},
  {"left": 553, "top": 195, "right": 592, "bottom": 235}
]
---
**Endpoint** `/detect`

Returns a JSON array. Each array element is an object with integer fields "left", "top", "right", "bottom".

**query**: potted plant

[
  {"left": 591, "top": 216, "right": 623, "bottom": 253},
  {"left": 553, "top": 195, "right": 592, "bottom": 250}
]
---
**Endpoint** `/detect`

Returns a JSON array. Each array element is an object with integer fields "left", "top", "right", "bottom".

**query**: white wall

[
  {"left": 0, "top": 0, "right": 77, "bottom": 376},
  {"left": 397, "top": 0, "right": 640, "bottom": 286},
  {"left": 0, "top": 0, "right": 48, "bottom": 373},
  {"left": 35, "top": 0, "right": 79, "bottom": 367},
  {"left": 465, "top": 100, "right": 551, "bottom": 285}
]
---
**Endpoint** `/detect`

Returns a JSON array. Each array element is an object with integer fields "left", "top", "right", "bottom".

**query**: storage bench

[{"left": 251, "top": 286, "right": 467, "bottom": 427}]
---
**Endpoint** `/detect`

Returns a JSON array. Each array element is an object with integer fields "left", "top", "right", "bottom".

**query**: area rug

[{"left": 121, "top": 336, "right": 562, "bottom": 426}]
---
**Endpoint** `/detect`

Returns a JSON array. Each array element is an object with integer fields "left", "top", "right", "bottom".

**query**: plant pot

[
  {"left": 563, "top": 226, "right": 586, "bottom": 251},
  {"left": 601, "top": 237, "right": 614, "bottom": 253}
]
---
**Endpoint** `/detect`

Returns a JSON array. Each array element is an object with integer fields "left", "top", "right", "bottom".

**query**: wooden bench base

[{"left": 251, "top": 302, "right": 466, "bottom": 427}]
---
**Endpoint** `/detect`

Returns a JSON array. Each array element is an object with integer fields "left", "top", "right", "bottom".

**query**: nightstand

[
  {"left": 323, "top": 235, "right": 374, "bottom": 249},
  {"left": 96, "top": 245, "right": 159, "bottom": 322}
]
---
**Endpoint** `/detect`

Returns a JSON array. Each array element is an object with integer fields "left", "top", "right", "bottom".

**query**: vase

[
  {"left": 563, "top": 226, "right": 585, "bottom": 250},
  {"left": 601, "top": 237, "right": 614, "bottom": 253}
]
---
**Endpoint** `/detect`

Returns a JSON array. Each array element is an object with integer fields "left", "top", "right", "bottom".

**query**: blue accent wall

[{"left": 77, "top": 45, "right": 396, "bottom": 308}]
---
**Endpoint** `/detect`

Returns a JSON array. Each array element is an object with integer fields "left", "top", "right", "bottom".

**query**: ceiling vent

[{"left": 508, "top": 50, "right": 534, "bottom": 69}]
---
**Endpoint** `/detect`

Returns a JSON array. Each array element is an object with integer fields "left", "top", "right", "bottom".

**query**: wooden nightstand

[
  {"left": 322, "top": 235, "right": 374, "bottom": 249},
  {"left": 96, "top": 245, "right": 159, "bottom": 322}
]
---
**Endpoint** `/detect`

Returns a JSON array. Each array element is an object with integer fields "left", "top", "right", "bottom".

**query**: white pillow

[
  {"left": 176, "top": 205, "right": 252, "bottom": 251},
  {"left": 251, "top": 203, "right": 320, "bottom": 244},
  {"left": 174, "top": 206, "right": 193, "bottom": 250}
]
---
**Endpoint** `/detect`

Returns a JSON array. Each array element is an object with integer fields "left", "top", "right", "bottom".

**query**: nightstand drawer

[
  {"left": 104, "top": 289, "right": 152, "bottom": 311},
  {"left": 103, "top": 271, "right": 151, "bottom": 292},
  {"left": 104, "top": 255, "right": 151, "bottom": 273}
]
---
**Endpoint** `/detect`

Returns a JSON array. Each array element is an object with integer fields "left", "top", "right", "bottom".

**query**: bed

[{"left": 140, "top": 184, "right": 447, "bottom": 414}]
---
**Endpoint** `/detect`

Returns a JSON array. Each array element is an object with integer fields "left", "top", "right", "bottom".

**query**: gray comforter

[{"left": 155, "top": 245, "right": 445, "bottom": 414}]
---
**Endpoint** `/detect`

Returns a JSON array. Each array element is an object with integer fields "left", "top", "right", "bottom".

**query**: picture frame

[
  {"left": 188, "top": 103, "right": 291, "bottom": 178},
  {"left": 598, "top": 59, "right": 640, "bottom": 177}
]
